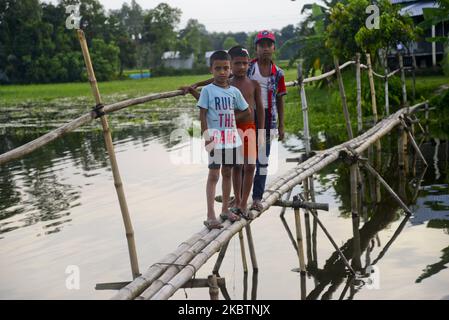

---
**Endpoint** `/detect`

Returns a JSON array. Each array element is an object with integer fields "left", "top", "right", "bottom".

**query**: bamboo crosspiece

[
  {"left": 77, "top": 29, "right": 140, "bottom": 279},
  {"left": 293, "top": 195, "right": 306, "bottom": 274}
]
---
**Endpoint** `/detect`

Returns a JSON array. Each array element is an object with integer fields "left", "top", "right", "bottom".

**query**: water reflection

[
  {"left": 0, "top": 100, "right": 448, "bottom": 299},
  {"left": 0, "top": 100, "right": 196, "bottom": 237}
]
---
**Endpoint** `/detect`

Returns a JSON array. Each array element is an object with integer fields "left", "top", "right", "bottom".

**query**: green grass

[
  {"left": 283, "top": 72, "right": 448, "bottom": 134},
  {"left": 0, "top": 74, "right": 211, "bottom": 105},
  {"left": 1, "top": 67, "right": 446, "bottom": 135}
]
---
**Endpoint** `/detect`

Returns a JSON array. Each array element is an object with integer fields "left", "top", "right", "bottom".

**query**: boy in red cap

[{"left": 248, "top": 30, "right": 287, "bottom": 212}]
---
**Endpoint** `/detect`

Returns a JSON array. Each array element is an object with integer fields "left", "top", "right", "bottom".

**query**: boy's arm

[
  {"left": 235, "top": 109, "right": 250, "bottom": 122},
  {"left": 276, "top": 95, "right": 285, "bottom": 141},
  {"left": 179, "top": 78, "right": 214, "bottom": 95},
  {"left": 253, "top": 81, "right": 265, "bottom": 130},
  {"left": 276, "top": 73, "right": 287, "bottom": 141},
  {"left": 233, "top": 88, "right": 250, "bottom": 122},
  {"left": 188, "top": 87, "right": 200, "bottom": 101},
  {"left": 199, "top": 108, "right": 213, "bottom": 151}
]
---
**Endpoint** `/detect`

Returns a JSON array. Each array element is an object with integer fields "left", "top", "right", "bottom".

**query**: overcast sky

[{"left": 68, "top": 0, "right": 316, "bottom": 33}]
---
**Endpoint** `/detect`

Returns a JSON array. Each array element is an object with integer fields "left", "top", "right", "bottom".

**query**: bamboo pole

[
  {"left": 300, "top": 274, "right": 307, "bottom": 300},
  {"left": 356, "top": 53, "right": 363, "bottom": 133},
  {"left": 376, "top": 140, "right": 382, "bottom": 203},
  {"left": 208, "top": 275, "right": 219, "bottom": 300},
  {"left": 298, "top": 60, "right": 311, "bottom": 154},
  {"left": 284, "top": 61, "right": 356, "bottom": 87},
  {"left": 238, "top": 231, "right": 248, "bottom": 273},
  {"left": 293, "top": 195, "right": 306, "bottom": 274},
  {"left": 212, "top": 240, "right": 230, "bottom": 275},
  {"left": 245, "top": 224, "right": 258, "bottom": 271},
  {"left": 411, "top": 54, "right": 417, "bottom": 103},
  {"left": 366, "top": 53, "right": 378, "bottom": 123},
  {"left": 360, "top": 160, "right": 412, "bottom": 215},
  {"left": 400, "top": 119, "right": 428, "bottom": 167},
  {"left": 280, "top": 213, "right": 299, "bottom": 253},
  {"left": 279, "top": 189, "right": 292, "bottom": 218},
  {"left": 399, "top": 54, "right": 408, "bottom": 111},
  {"left": 350, "top": 162, "right": 362, "bottom": 270},
  {"left": 334, "top": 56, "right": 354, "bottom": 139},
  {"left": 384, "top": 53, "right": 390, "bottom": 116},
  {"left": 77, "top": 29, "right": 140, "bottom": 280}
]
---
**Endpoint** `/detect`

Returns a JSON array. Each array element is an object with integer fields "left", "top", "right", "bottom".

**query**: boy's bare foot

[
  {"left": 250, "top": 199, "right": 264, "bottom": 212},
  {"left": 204, "top": 219, "right": 223, "bottom": 230}
]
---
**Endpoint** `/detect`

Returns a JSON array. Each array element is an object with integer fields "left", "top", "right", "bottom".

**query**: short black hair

[
  {"left": 209, "top": 50, "right": 231, "bottom": 67},
  {"left": 228, "top": 45, "right": 250, "bottom": 59}
]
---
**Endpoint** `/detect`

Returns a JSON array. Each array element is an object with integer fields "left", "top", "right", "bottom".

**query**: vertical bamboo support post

[
  {"left": 350, "top": 161, "right": 362, "bottom": 270},
  {"left": 411, "top": 54, "right": 417, "bottom": 103},
  {"left": 208, "top": 275, "right": 219, "bottom": 300},
  {"left": 376, "top": 140, "right": 382, "bottom": 203},
  {"left": 399, "top": 54, "right": 408, "bottom": 112},
  {"left": 384, "top": 53, "right": 390, "bottom": 116},
  {"left": 298, "top": 60, "right": 311, "bottom": 154},
  {"left": 77, "top": 29, "right": 140, "bottom": 279},
  {"left": 300, "top": 274, "right": 307, "bottom": 300},
  {"left": 245, "top": 224, "right": 258, "bottom": 271},
  {"left": 293, "top": 195, "right": 306, "bottom": 274},
  {"left": 356, "top": 53, "right": 363, "bottom": 132},
  {"left": 238, "top": 231, "right": 248, "bottom": 273},
  {"left": 334, "top": 56, "right": 354, "bottom": 139},
  {"left": 213, "top": 240, "right": 230, "bottom": 275},
  {"left": 366, "top": 53, "right": 378, "bottom": 123}
]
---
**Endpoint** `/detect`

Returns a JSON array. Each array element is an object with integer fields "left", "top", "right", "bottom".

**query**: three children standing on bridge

[{"left": 182, "top": 30, "right": 287, "bottom": 230}]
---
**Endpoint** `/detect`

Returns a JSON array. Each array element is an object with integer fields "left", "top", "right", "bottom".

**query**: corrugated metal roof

[
  {"left": 391, "top": 0, "right": 418, "bottom": 4},
  {"left": 399, "top": 1, "right": 440, "bottom": 17}
]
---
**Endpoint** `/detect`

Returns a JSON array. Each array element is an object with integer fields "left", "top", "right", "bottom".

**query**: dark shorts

[{"left": 208, "top": 148, "right": 243, "bottom": 169}]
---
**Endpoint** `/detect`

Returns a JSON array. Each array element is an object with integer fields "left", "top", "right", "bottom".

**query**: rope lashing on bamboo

[
  {"left": 360, "top": 65, "right": 401, "bottom": 79},
  {"left": 91, "top": 103, "right": 106, "bottom": 119}
]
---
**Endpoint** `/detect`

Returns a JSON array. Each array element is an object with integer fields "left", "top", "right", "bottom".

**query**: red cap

[{"left": 254, "top": 30, "right": 276, "bottom": 45}]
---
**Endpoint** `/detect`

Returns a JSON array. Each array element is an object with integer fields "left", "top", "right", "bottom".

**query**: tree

[
  {"left": 177, "top": 19, "right": 210, "bottom": 66},
  {"left": 223, "top": 36, "right": 238, "bottom": 50},
  {"left": 420, "top": 0, "right": 449, "bottom": 75},
  {"left": 355, "top": 0, "right": 419, "bottom": 59},
  {"left": 142, "top": 3, "right": 181, "bottom": 68}
]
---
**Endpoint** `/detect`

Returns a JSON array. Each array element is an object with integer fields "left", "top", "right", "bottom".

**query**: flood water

[{"left": 0, "top": 95, "right": 448, "bottom": 300}]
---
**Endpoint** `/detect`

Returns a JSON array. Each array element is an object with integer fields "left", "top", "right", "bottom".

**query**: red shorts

[{"left": 237, "top": 122, "right": 257, "bottom": 164}]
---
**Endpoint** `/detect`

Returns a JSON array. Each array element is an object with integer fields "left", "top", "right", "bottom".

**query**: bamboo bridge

[{"left": 0, "top": 30, "right": 431, "bottom": 300}]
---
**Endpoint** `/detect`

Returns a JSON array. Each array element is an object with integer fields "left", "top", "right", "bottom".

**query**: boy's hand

[
  {"left": 178, "top": 86, "right": 191, "bottom": 95},
  {"left": 205, "top": 137, "right": 215, "bottom": 152},
  {"left": 278, "top": 126, "right": 285, "bottom": 141}
]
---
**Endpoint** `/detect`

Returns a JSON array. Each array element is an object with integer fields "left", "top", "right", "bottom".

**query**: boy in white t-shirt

[{"left": 197, "top": 50, "right": 250, "bottom": 230}]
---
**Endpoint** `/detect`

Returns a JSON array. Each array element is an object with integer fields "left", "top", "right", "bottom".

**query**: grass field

[{"left": 0, "top": 67, "right": 446, "bottom": 133}]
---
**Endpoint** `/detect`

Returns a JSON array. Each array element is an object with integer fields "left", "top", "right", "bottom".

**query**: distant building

[
  {"left": 205, "top": 51, "right": 215, "bottom": 67},
  {"left": 388, "top": 0, "right": 449, "bottom": 69},
  {"left": 161, "top": 51, "right": 194, "bottom": 69}
]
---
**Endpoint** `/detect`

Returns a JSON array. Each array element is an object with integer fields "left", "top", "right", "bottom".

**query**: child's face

[
  {"left": 210, "top": 60, "right": 231, "bottom": 83},
  {"left": 231, "top": 56, "right": 249, "bottom": 77},
  {"left": 256, "top": 39, "right": 275, "bottom": 60}
]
